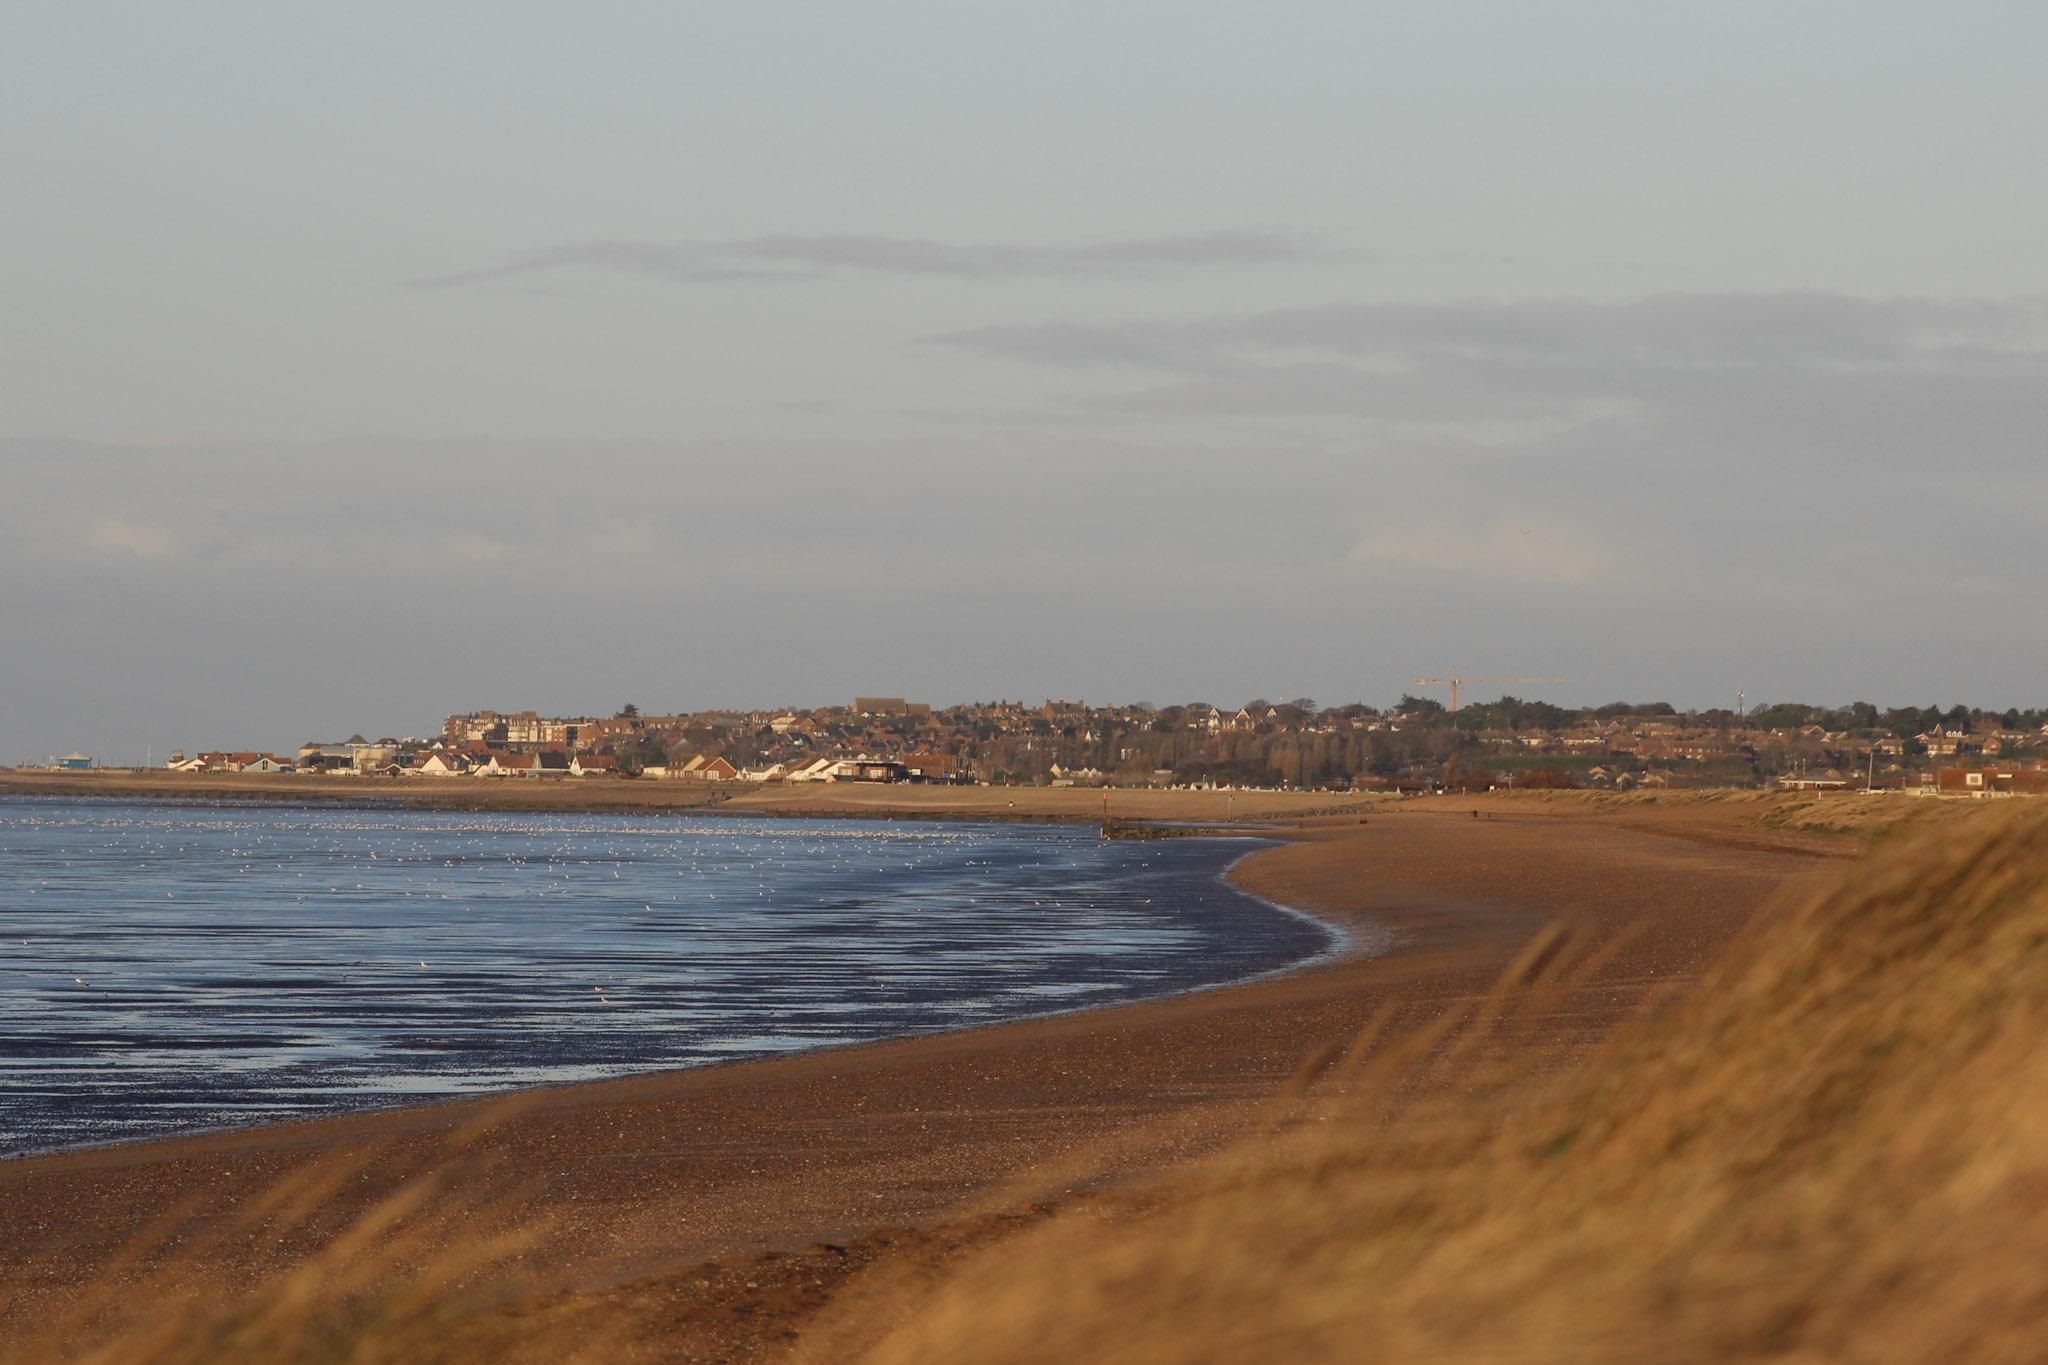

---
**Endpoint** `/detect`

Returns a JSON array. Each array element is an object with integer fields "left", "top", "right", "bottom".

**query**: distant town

[{"left": 28, "top": 692, "right": 2048, "bottom": 798}]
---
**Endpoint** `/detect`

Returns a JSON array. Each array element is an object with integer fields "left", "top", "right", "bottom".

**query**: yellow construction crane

[{"left": 1412, "top": 671, "right": 1567, "bottom": 713}]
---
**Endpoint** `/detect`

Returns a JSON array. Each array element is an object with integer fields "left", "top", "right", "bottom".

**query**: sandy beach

[{"left": 0, "top": 791, "right": 1845, "bottom": 1360}]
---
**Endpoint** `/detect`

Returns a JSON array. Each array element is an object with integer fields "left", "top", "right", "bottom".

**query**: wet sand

[{"left": 0, "top": 798, "right": 1842, "bottom": 1360}]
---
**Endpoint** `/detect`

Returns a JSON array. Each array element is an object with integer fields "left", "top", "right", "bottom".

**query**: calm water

[{"left": 0, "top": 796, "right": 1335, "bottom": 1152}]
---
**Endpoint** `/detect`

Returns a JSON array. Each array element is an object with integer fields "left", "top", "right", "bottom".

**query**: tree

[
  {"left": 618, "top": 703, "right": 640, "bottom": 719},
  {"left": 1442, "top": 757, "right": 1482, "bottom": 792},
  {"left": 1748, "top": 703, "right": 1815, "bottom": 730}
]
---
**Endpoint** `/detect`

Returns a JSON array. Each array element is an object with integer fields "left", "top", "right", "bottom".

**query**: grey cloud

[
  {"left": 397, "top": 241, "right": 796, "bottom": 290},
  {"left": 923, "top": 293, "right": 2048, "bottom": 474},
  {"left": 400, "top": 232, "right": 1322, "bottom": 291},
  {"left": 929, "top": 294, "right": 2048, "bottom": 371}
]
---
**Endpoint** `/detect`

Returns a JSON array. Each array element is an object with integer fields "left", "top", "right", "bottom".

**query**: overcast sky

[{"left": 5, "top": 4, "right": 2045, "bottom": 760}]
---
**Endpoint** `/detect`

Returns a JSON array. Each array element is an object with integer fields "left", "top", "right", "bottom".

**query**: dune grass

[
  {"left": 814, "top": 802, "right": 2048, "bottom": 1363},
  {"left": 2, "top": 1118, "right": 562, "bottom": 1365}
]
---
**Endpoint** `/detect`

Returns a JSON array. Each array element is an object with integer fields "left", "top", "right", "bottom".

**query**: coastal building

[
  {"left": 903, "top": 753, "right": 962, "bottom": 781},
  {"left": 786, "top": 758, "right": 837, "bottom": 782},
  {"left": 673, "top": 754, "right": 741, "bottom": 780},
  {"left": 836, "top": 758, "right": 909, "bottom": 783},
  {"left": 297, "top": 743, "right": 355, "bottom": 771},
  {"left": 1936, "top": 766, "right": 2048, "bottom": 798},
  {"left": 411, "top": 752, "right": 471, "bottom": 777},
  {"left": 1776, "top": 773, "right": 1854, "bottom": 791}
]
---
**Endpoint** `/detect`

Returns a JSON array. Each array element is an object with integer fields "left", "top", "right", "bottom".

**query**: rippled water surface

[{"left": 0, "top": 796, "right": 1332, "bottom": 1151}]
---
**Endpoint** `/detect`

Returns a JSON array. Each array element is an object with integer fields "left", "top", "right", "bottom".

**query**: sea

[{"left": 0, "top": 795, "right": 1338, "bottom": 1153}]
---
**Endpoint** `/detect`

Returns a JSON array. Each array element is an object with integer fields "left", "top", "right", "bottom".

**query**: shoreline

[
  {"left": 0, "top": 768, "right": 1380, "bottom": 823},
  {"left": 0, "top": 798, "right": 1841, "bottom": 1359}
]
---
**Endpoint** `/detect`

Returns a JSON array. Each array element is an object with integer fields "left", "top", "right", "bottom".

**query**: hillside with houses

[{"left": 111, "top": 695, "right": 2048, "bottom": 798}]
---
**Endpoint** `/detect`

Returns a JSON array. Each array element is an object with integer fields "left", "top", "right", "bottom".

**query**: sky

[{"left": 4, "top": 3, "right": 2045, "bottom": 760}]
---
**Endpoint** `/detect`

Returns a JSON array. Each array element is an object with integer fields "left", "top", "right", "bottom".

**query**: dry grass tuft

[
  {"left": 1485, "top": 785, "right": 1964, "bottom": 836},
  {"left": 3, "top": 1113, "right": 559, "bottom": 1365},
  {"left": 826, "top": 802, "right": 2048, "bottom": 1364}
]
